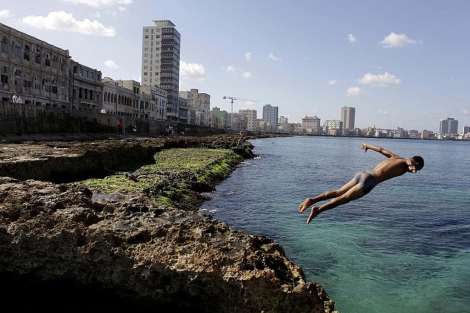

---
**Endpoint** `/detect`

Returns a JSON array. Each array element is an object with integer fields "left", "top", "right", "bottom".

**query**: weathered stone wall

[{"left": 0, "top": 101, "right": 226, "bottom": 136}]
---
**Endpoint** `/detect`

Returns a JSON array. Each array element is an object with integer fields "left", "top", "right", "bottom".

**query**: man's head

[{"left": 407, "top": 156, "right": 424, "bottom": 173}]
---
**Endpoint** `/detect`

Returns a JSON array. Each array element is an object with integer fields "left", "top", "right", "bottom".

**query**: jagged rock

[{"left": 0, "top": 135, "right": 336, "bottom": 313}]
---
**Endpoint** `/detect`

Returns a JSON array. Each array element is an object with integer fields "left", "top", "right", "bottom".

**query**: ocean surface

[{"left": 200, "top": 136, "right": 470, "bottom": 313}]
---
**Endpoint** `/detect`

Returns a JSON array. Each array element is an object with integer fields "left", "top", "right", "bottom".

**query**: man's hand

[{"left": 362, "top": 143, "right": 368, "bottom": 152}]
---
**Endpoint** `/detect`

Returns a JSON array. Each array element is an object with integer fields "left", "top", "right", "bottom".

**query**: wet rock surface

[{"left": 0, "top": 135, "right": 336, "bottom": 313}]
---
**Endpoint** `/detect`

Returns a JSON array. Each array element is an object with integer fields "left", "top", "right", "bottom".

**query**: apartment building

[
  {"left": 262, "top": 104, "right": 279, "bottom": 131},
  {"left": 239, "top": 109, "right": 257, "bottom": 131},
  {"left": 70, "top": 60, "right": 102, "bottom": 112},
  {"left": 0, "top": 23, "right": 71, "bottom": 107},
  {"left": 179, "top": 89, "right": 210, "bottom": 126},
  {"left": 341, "top": 106, "right": 355, "bottom": 134},
  {"left": 141, "top": 20, "right": 181, "bottom": 121},
  {"left": 302, "top": 115, "right": 321, "bottom": 134},
  {"left": 440, "top": 118, "right": 458, "bottom": 135}
]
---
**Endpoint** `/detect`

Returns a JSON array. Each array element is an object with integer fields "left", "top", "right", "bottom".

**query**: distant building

[
  {"left": 239, "top": 109, "right": 257, "bottom": 131},
  {"left": 141, "top": 20, "right": 181, "bottom": 121},
  {"left": 211, "top": 107, "right": 228, "bottom": 128},
  {"left": 302, "top": 116, "right": 321, "bottom": 134},
  {"left": 262, "top": 104, "right": 279, "bottom": 132},
  {"left": 179, "top": 89, "right": 210, "bottom": 126},
  {"left": 341, "top": 106, "right": 355, "bottom": 134},
  {"left": 323, "top": 120, "right": 343, "bottom": 136},
  {"left": 440, "top": 118, "right": 458, "bottom": 135},
  {"left": 70, "top": 60, "right": 102, "bottom": 112}
]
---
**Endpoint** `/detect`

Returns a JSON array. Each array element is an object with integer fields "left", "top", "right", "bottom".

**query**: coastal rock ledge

[{"left": 0, "top": 135, "right": 336, "bottom": 313}]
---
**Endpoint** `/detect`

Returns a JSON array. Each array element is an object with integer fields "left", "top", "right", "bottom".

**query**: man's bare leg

[
  {"left": 304, "top": 185, "right": 366, "bottom": 223},
  {"left": 298, "top": 180, "right": 358, "bottom": 213}
]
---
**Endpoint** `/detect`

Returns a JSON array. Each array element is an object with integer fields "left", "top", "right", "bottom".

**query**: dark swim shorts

[{"left": 353, "top": 170, "right": 378, "bottom": 194}]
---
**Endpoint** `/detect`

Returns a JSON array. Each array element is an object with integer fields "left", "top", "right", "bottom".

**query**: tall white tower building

[
  {"left": 262, "top": 104, "right": 279, "bottom": 131},
  {"left": 141, "top": 20, "right": 181, "bottom": 121},
  {"left": 341, "top": 106, "right": 355, "bottom": 131}
]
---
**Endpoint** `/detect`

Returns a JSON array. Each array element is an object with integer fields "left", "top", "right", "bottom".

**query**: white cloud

[
  {"left": 267, "top": 53, "right": 281, "bottom": 61},
  {"left": 377, "top": 110, "right": 393, "bottom": 116},
  {"left": 21, "top": 11, "right": 115, "bottom": 36},
  {"left": 90, "top": 11, "right": 101, "bottom": 18},
  {"left": 242, "top": 71, "right": 252, "bottom": 78},
  {"left": 245, "top": 52, "right": 252, "bottom": 61},
  {"left": 180, "top": 61, "right": 206, "bottom": 80},
  {"left": 380, "top": 32, "right": 417, "bottom": 48},
  {"left": 348, "top": 34, "right": 356, "bottom": 43},
  {"left": 225, "top": 65, "right": 237, "bottom": 73},
  {"left": 0, "top": 10, "right": 11, "bottom": 18},
  {"left": 347, "top": 87, "right": 365, "bottom": 97},
  {"left": 328, "top": 79, "right": 337, "bottom": 85},
  {"left": 62, "top": 0, "right": 132, "bottom": 7},
  {"left": 463, "top": 109, "right": 469, "bottom": 115},
  {"left": 359, "top": 72, "right": 401, "bottom": 87},
  {"left": 104, "top": 60, "right": 119, "bottom": 69}
]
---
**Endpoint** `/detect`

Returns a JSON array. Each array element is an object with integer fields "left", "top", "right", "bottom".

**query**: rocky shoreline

[{"left": 0, "top": 134, "right": 337, "bottom": 313}]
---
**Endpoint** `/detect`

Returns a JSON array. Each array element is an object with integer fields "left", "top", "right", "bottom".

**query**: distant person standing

[
  {"left": 117, "top": 120, "right": 123, "bottom": 136},
  {"left": 12, "top": 92, "right": 18, "bottom": 103},
  {"left": 237, "top": 131, "right": 244, "bottom": 148}
]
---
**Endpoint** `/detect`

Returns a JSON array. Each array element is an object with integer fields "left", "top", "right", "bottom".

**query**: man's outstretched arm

[{"left": 361, "top": 143, "right": 399, "bottom": 158}]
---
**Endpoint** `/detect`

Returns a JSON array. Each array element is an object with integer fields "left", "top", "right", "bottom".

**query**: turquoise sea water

[{"left": 201, "top": 136, "right": 470, "bottom": 313}]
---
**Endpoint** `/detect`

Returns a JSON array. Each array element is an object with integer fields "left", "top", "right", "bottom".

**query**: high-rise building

[
  {"left": 141, "top": 20, "right": 181, "bottom": 121},
  {"left": 239, "top": 109, "right": 257, "bottom": 131},
  {"left": 262, "top": 104, "right": 279, "bottom": 131},
  {"left": 341, "top": 106, "right": 355, "bottom": 132},
  {"left": 440, "top": 118, "right": 458, "bottom": 135}
]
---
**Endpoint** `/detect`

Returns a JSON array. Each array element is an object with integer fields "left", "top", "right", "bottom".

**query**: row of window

[{"left": 1, "top": 36, "right": 67, "bottom": 71}]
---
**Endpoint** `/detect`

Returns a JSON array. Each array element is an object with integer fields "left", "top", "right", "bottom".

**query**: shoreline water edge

[{"left": 0, "top": 134, "right": 337, "bottom": 313}]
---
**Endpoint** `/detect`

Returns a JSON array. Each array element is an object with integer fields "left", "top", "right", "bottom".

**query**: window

[
  {"left": 24, "top": 44, "right": 30, "bottom": 61},
  {"left": 35, "top": 48, "right": 41, "bottom": 64},
  {"left": 12, "top": 40, "right": 21, "bottom": 58},
  {"left": 44, "top": 53, "right": 51, "bottom": 66},
  {"left": 52, "top": 55, "right": 58, "bottom": 69},
  {"left": 1, "top": 37, "right": 8, "bottom": 53}
]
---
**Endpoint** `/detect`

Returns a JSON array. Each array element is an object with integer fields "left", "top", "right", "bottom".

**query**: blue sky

[{"left": 1, "top": 0, "right": 469, "bottom": 132}]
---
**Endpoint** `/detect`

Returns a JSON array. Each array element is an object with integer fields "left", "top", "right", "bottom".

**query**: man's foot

[
  {"left": 307, "top": 207, "right": 319, "bottom": 224},
  {"left": 298, "top": 198, "right": 314, "bottom": 213}
]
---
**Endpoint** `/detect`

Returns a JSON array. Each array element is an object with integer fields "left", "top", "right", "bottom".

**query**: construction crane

[{"left": 223, "top": 96, "right": 257, "bottom": 129}]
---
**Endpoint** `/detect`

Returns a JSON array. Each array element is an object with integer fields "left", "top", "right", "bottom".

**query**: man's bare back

[{"left": 371, "top": 157, "right": 409, "bottom": 183}]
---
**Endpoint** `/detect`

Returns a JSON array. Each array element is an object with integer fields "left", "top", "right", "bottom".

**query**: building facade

[
  {"left": 262, "top": 104, "right": 279, "bottom": 132},
  {"left": 70, "top": 60, "right": 102, "bottom": 112},
  {"left": 141, "top": 20, "right": 181, "bottom": 121},
  {"left": 1, "top": 23, "right": 71, "bottom": 107},
  {"left": 341, "top": 106, "right": 355, "bottom": 133},
  {"left": 239, "top": 109, "right": 257, "bottom": 131},
  {"left": 440, "top": 118, "right": 458, "bottom": 135},
  {"left": 323, "top": 120, "right": 343, "bottom": 136},
  {"left": 102, "top": 77, "right": 135, "bottom": 117},
  {"left": 302, "top": 115, "right": 321, "bottom": 134}
]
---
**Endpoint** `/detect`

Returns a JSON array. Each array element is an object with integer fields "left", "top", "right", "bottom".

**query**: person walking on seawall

[
  {"left": 12, "top": 92, "right": 18, "bottom": 103},
  {"left": 298, "top": 143, "right": 424, "bottom": 224},
  {"left": 117, "top": 120, "right": 123, "bottom": 136},
  {"left": 237, "top": 131, "right": 244, "bottom": 148}
]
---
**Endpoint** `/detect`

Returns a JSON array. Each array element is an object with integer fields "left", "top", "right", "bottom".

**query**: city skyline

[{"left": 3, "top": 0, "right": 470, "bottom": 133}]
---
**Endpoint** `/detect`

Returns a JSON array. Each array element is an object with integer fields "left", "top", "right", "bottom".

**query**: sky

[{"left": 1, "top": 0, "right": 470, "bottom": 132}]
